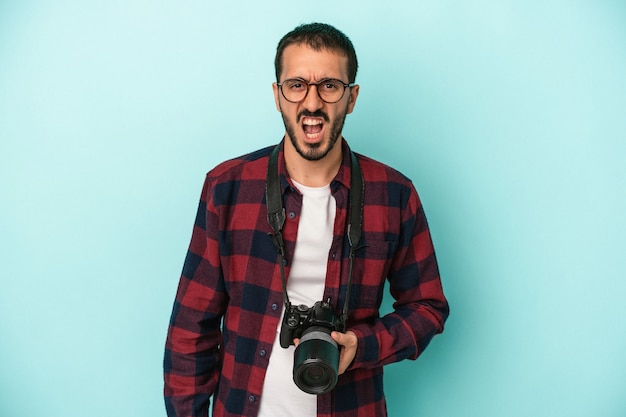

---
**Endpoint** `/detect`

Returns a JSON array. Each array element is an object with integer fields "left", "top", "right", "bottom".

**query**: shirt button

[
  {"left": 260, "top": 349, "right": 267, "bottom": 357},
  {"left": 271, "top": 303, "right": 279, "bottom": 311},
  {"left": 288, "top": 211, "right": 296, "bottom": 219},
  {"left": 249, "top": 395, "right": 256, "bottom": 403}
]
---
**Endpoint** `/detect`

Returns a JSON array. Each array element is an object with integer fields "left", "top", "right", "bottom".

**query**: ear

[
  {"left": 272, "top": 83, "right": 281, "bottom": 112},
  {"left": 346, "top": 84, "right": 360, "bottom": 114}
]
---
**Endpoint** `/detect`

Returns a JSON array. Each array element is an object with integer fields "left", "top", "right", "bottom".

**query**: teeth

[{"left": 302, "top": 118, "right": 323, "bottom": 125}]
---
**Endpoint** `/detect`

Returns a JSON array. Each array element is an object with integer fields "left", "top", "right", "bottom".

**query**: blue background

[{"left": 1, "top": 1, "right": 625, "bottom": 416}]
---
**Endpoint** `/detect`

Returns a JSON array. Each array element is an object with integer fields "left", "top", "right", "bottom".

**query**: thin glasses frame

[{"left": 277, "top": 78, "right": 355, "bottom": 104}]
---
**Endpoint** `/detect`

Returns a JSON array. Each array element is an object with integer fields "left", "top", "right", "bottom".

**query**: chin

[{"left": 295, "top": 136, "right": 338, "bottom": 162}]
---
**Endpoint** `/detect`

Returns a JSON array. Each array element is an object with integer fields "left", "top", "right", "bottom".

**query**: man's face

[{"left": 273, "top": 44, "right": 359, "bottom": 162}]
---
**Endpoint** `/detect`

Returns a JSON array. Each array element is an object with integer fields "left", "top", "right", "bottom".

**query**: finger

[
  {"left": 332, "top": 331, "right": 357, "bottom": 348},
  {"left": 338, "top": 346, "right": 356, "bottom": 374},
  {"left": 331, "top": 331, "right": 344, "bottom": 345}
]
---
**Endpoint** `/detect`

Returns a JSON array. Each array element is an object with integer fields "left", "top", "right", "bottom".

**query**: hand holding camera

[{"left": 329, "top": 330, "right": 358, "bottom": 375}]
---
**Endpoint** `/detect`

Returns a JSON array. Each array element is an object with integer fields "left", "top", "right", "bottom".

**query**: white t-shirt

[{"left": 257, "top": 180, "right": 336, "bottom": 417}]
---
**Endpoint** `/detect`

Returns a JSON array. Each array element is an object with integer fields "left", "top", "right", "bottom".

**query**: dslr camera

[{"left": 279, "top": 299, "right": 345, "bottom": 394}]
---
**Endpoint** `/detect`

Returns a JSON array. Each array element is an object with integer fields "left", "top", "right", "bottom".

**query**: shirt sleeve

[
  {"left": 163, "top": 174, "right": 227, "bottom": 417},
  {"left": 348, "top": 182, "right": 449, "bottom": 369}
]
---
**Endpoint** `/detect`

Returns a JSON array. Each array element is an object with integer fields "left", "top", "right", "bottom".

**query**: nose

[{"left": 302, "top": 84, "right": 324, "bottom": 111}]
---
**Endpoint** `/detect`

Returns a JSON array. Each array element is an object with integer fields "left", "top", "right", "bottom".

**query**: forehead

[{"left": 280, "top": 43, "right": 349, "bottom": 81}]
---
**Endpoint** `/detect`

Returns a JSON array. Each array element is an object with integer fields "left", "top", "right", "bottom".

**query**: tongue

[{"left": 304, "top": 124, "right": 322, "bottom": 134}]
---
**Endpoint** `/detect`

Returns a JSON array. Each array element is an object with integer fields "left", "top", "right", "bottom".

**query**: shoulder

[
  {"left": 353, "top": 152, "right": 413, "bottom": 187},
  {"left": 207, "top": 145, "right": 275, "bottom": 183},
  {"left": 200, "top": 145, "right": 275, "bottom": 207},
  {"left": 352, "top": 151, "right": 423, "bottom": 211}
]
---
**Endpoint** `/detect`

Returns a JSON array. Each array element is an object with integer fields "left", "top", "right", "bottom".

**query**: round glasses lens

[
  {"left": 317, "top": 79, "right": 345, "bottom": 103},
  {"left": 282, "top": 79, "right": 308, "bottom": 102}
]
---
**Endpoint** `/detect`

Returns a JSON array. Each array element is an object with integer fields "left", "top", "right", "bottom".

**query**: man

[{"left": 164, "top": 23, "right": 449, "bottom": 417}]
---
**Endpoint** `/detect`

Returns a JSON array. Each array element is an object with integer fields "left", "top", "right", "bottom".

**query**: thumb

[
  {"left": 332, "top": 331, "right": 357, "bottom": 348},
  {"left": 331, "top": 331, "right": 345, "bottom": 345}
]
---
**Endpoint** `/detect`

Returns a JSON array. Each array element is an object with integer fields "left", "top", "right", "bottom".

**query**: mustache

[{"left": 298, "top": 110, "right": 329, "bottom": 123}]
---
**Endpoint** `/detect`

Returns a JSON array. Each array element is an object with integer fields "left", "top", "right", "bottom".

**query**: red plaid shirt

[{"left": 164, "top": 140, "right": 449, "bottom": 417}]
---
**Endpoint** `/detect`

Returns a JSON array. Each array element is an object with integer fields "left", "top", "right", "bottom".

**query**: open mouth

[{"left": 301, "top": 117, "right": 325, "bottom": 141}]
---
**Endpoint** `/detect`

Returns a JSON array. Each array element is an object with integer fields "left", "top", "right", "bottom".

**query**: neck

[{"left": 284, "top": 138, "right": 343, "bottom": 187}]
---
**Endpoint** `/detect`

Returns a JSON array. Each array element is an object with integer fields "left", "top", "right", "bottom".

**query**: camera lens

[
  {"left": 304, "top": 365, "right": 324, "bottom": 382},
  {"left": 299, "top": 361, "right": 334, "bottom": 390},
  {"left": 293, "top": 326, "right": 339, "bottom": 395}
]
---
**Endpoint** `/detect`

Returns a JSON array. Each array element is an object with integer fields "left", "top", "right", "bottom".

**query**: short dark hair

[{"left": 275, "top": 23, "right": 358, "bottom": 83}]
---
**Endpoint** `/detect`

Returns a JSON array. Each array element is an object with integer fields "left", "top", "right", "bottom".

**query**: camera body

[
  {"left": 279, "top": 300, "right": 343, "bottom": 348},
  {"left": 279, "top": 300, "right": 345, "bottom": 394}
]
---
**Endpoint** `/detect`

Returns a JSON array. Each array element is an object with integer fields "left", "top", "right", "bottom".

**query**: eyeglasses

[{"left": 277, "top": 78, "right": 354, "bottom": 104}]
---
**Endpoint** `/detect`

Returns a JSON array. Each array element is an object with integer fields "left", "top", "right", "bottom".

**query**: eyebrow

[{"left": 283, "top": 77, "right": 345, "bottom": 83}]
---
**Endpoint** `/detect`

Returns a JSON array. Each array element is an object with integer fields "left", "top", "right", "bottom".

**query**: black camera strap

[{"left": 266, "top": 143, "right": 364, "bottom": 331}]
